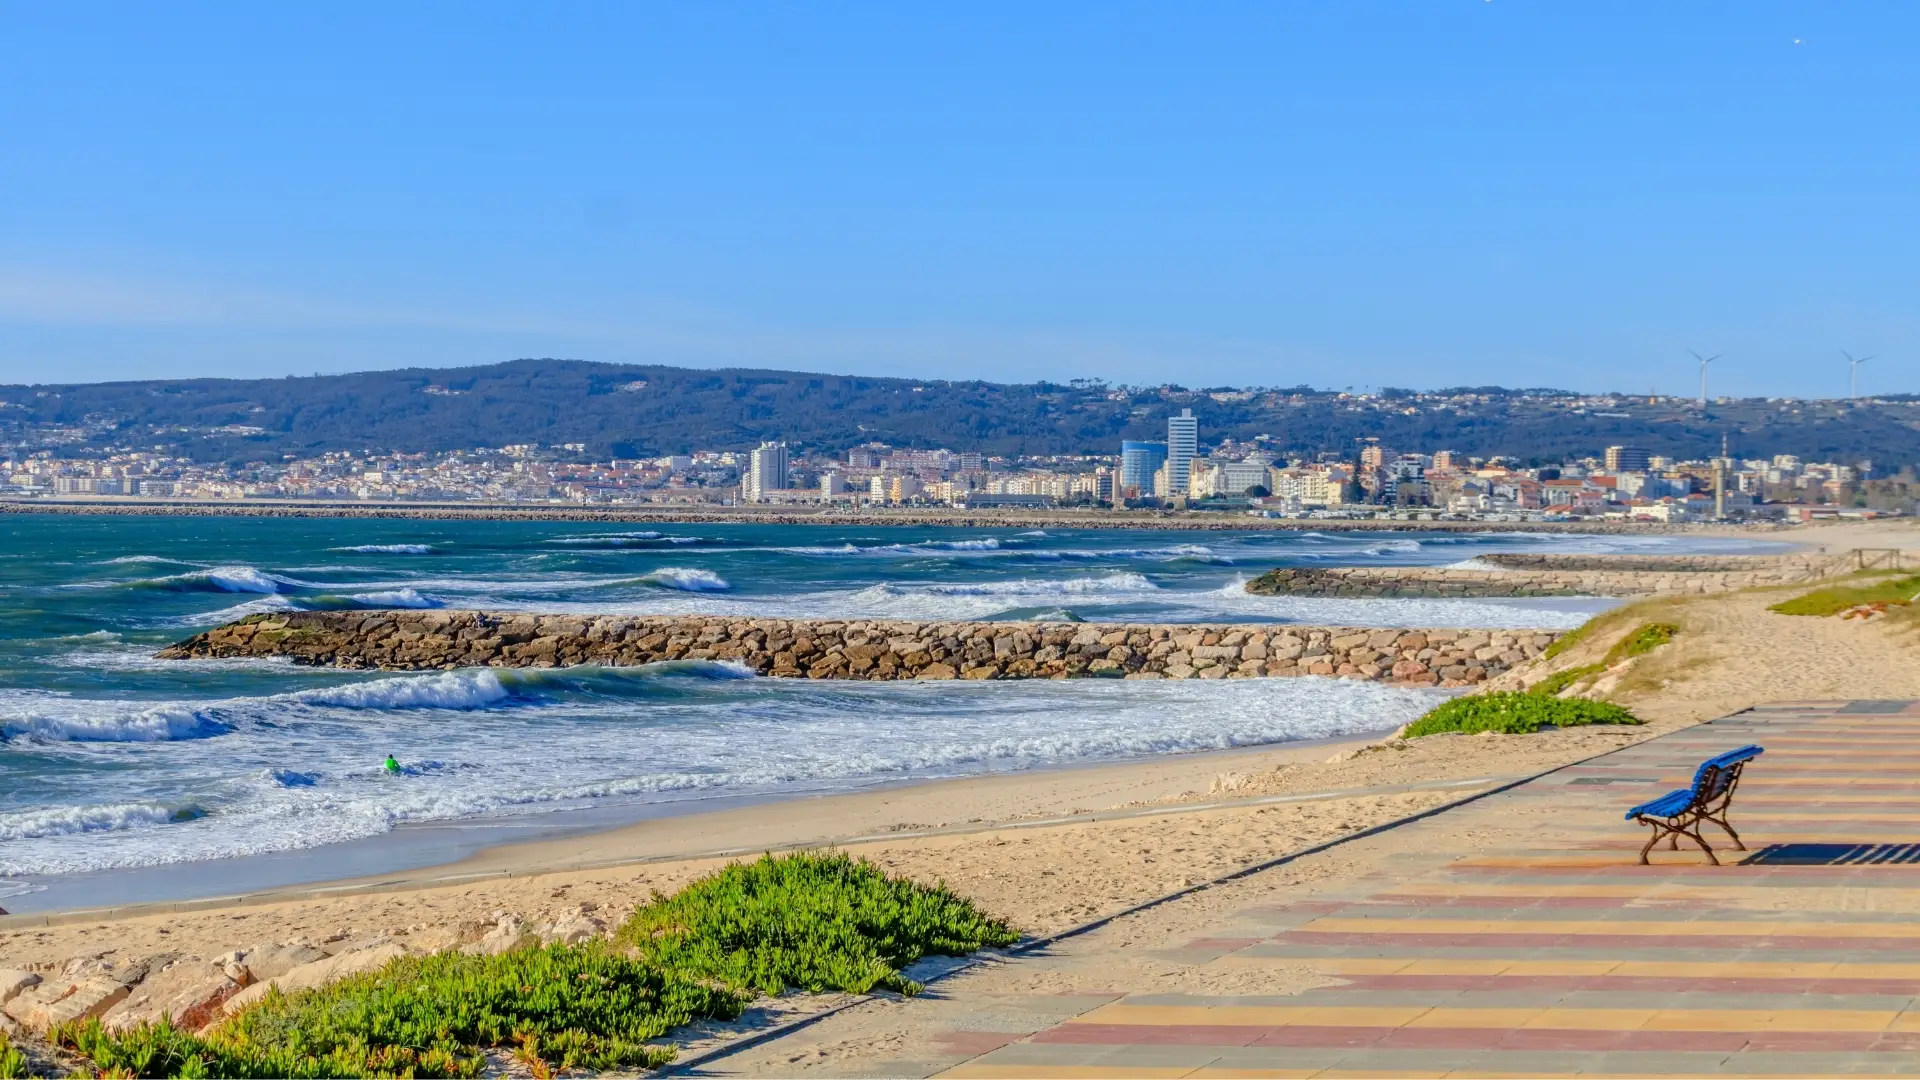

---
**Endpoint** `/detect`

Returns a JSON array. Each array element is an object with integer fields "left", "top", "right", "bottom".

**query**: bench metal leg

[
  {"left": 1700, "top": 812, "right": 1744, "bottom": 851},
  {"left": 1636, "top": 816, "right": 1721, "bottom": 866},
  {"left": 1637, "top": 823, "right": 1664, "bottom": 865},
  {"left": 1682, "top": 822, "right": 1720, "bottom": 866}
]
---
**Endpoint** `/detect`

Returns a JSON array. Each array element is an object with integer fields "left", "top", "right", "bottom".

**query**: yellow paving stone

[
  {"left": 1520, "top": 1008, "right": 1661, "bottom": 1030},
  {"left": 1395, "top": 958, "right": 1521, "bottom": 975},
  {"left": 1609, "top": 960, "right": 1841, "bottom": 979},
  {"left": 1402, "top": 1007, "right": 1549, "bottom": 1029},
  {"left": 1184, "top": 1070, "right": 1321, "bottom": 1079},
  {"left": 1492, "top": 959, "right": 1623, "bottom": 976},
  {"left": 1638, "top": 1009, "right": 1781, "bottom": 1031},
  {"left": 1877, "top": 1010, "right": 1920, "bottom": 1032}
]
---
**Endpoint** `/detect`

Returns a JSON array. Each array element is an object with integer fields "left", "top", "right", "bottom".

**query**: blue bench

[{"left": 1625, "top": 745, "right": 1764, "bottom": 865}]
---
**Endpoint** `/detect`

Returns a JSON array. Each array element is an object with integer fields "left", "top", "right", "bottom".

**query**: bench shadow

[{"left": 1744, "top": 843, "right": 1920, "bottom": 866}]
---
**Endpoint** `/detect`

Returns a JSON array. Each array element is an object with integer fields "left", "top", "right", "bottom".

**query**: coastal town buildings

[{"left": 0, "top": 392, "right": 1904, "bottom": 520}]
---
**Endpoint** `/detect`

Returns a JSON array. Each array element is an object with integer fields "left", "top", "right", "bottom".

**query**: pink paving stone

[
  {"left": 933, "top": 1031, "right": 1029, "bottom": 1055},
  {"left": 1180, "top": 937, "right": 1264, "bottom": 950},
  {"left": 1247, "top": 1025, "right": 1396, "bottom": 1049},
  {"left": 1034, "top": 1023, "right": 1271, "bottom": 1047}
]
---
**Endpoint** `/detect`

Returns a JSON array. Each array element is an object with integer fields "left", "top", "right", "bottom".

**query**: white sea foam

[
  {"left": 0, "top": 676, "right": 1445, "bottom": 876},
  {"left": 177, "top": 595, "right": 299, "bottom": 626},
  {"left": 143, "top": 565, "right": 292, "bottom": 593},
  {"left": 0, "top": 802, "right": 196, "bottom": 842},
  {"left": 0, "top": 692, "right": 229, "bottom": 742},
  {"left": 341, "top": 588, "right": 442, "bottom": 608},
  {"left": 334, "top": 544, "right": 434, "bottom": 554},
  {"left": 544, "top": 532, "right": 663, "bottom": 546},
  {"left": 100, "top": 555, "right": 199, "bottom": 566},
  {"left": 638, "top": 567, "right": 730, "bottom": 592},
  {"left": 291, "top": 670, "right": 513, "bottom": 710}
]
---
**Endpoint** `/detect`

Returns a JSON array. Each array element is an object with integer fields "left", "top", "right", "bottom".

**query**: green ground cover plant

[
  {"left": 616, "top": 850, "right": 1020, "bottom": 996},
  {"left": 1603, "top": 622, "right": 1678, "bottom": 664},
  {"left": 1403, "top": 692, "right": 1642, "bottom": 738},
  {"left": 0, "top": 1030, "right": 26, "bottom": 1079},
  {"left": 1769, "top": 575, "right": 1920, "bottom": 617},
  {"left": 54, "top": 852, "right": 1016, "bottom": 1079}
]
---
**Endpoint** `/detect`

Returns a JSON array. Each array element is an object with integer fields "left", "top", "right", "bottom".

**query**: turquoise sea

[{"left": 0, "top": 515, "right": 1781, "bottom": 908}]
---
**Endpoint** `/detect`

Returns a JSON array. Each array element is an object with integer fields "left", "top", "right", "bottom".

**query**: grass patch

[
  {"left": 1769, "top": 575, "right": 1920, "bottom": 617},
  {"left": 1403, "top": 692, "right": 1642, "bottom": 738},
  {"left": 1603, "top": 622, "right": 1678, "bottom": 666},
  {"left": 615, "top": 850, "right": 1020, "bottom": 996},
  {"left": 55, "top": 852, "right": 1017, "bottom": 1079}
]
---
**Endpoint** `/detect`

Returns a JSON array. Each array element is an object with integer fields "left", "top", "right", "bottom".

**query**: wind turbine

[
  {"left": 1844, "top": 351, "right": 1873, "bottom": 400},
  {"left": 1689, "top": 350, "right": 1722, "bottom": 408}
]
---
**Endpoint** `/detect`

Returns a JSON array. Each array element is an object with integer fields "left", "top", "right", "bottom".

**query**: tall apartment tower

[
  {"left": 745, "top": 441, "right": 789, "bottom": 502},
  {"left": 1166, "top": 409, "right": 1198, "bottom": 494},
  {"left": 1604, "top": 445, "right": 1651, "bottom": 472}
]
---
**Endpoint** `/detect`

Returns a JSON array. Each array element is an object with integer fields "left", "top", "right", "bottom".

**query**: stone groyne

[
  {"left": 157, "top": 611, "right": 1563, "bottom": 687},
  {"left": 1247, "top": 552, "right": 1851, "bottom": 599}
]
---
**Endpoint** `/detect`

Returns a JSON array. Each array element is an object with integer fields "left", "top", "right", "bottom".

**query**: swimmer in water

[{"left": 385, "top": 755, "right": 401, "bottom": 774}]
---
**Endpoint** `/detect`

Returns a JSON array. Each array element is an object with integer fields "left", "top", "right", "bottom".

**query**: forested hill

[{"left": 3, "top": 358, "right": 1916, "bottom": 466}]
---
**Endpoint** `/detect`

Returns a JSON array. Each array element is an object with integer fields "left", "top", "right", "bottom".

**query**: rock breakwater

[
  {"left": 156, "top": 611, "right": 1563, "bottom": 687},
  {"left": 1248, "top": 553, "right": 1848, "bottom": 599}
]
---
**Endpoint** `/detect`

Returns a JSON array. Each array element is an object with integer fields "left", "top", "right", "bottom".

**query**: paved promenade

[{"left": 937, "top": 700, "right": 1920, "bottom": 1078}]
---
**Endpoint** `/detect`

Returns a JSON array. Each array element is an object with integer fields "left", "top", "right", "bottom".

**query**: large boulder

[
  {"left": 101, "top": 958, "right": 243, "bottom": 1033},
  {"left": 222, "top": 942, "right": 410, "bottom": 1016},
  {"left": 3, "top": 976, "right": 131, "bottom": 1033}
]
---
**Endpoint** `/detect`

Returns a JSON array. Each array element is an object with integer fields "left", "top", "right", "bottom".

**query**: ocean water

[{"left": 0, "top": 515, "right": 1784, "bottom": 901}]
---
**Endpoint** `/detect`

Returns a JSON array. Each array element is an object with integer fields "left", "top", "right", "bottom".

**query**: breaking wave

[
  {"left": 334, "top": 544, "right": 435, "bottom": 554},
  {"left": 636, "top": 567, "right": 730, "bottom": 592},
  {"left": 0, "top": 802, "right": 206, "bottom": 842},
  {"left": 296, "top": 588, "right": 443, "bottom": 610}
]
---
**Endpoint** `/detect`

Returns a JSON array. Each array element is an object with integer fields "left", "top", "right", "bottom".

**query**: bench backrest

[{"left": 1690, "top": 745, "right": 1764, "bottom": 804}]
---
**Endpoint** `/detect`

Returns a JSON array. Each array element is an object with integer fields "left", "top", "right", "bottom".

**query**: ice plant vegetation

[{"left": 51, "top": 853, "right": 1017, "bottom": 1078}]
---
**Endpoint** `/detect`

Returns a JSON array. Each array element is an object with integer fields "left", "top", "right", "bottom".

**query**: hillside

[{"left": 3, "top": 358, "right": 1915, "bottom": 465}]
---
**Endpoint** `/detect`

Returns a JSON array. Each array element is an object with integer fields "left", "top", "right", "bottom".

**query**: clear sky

[{"left": 0, "top": 2, "right": 1912, "bottom": 397}]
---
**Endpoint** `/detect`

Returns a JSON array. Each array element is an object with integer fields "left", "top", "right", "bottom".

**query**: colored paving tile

[{"left": 937, "top": 701, "right": 1920, "bottom": 1078}]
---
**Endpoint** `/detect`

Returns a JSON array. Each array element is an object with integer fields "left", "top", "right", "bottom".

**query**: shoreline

[
  {"left": 0, "top": 496, "right": 1793, "bottom": 535},
  {"left": 0, "top": 729, "right": 1395, "bottom": 923}
]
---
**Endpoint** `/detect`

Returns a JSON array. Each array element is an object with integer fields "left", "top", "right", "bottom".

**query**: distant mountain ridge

[{"left": 3, "top": 358, "right": 1914, "bottom": 466}]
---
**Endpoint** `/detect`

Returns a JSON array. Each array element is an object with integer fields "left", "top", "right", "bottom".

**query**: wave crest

[
  {"left": 638, "top": 567, "right": 730, "bottom": 592},
  {"left": 0, "top": 802, "right": 204, "bottom": 842}
]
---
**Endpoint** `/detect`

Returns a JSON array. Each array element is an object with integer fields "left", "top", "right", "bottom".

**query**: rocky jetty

[
  {"left": 1247, "top": 552, "right": 1848, "bottom": 599},
  {"left": 156, "top": 611, "right": 1563, "bottom": 687}
]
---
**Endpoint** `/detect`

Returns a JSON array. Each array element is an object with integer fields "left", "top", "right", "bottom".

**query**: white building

[
  {"left": 1166, "top": 408, "right": 1198, "bottom": 494},
  {"left": 1193, "top": 459, "right": 1271, "bottom": 497},
  {"left": 744, "top": 442, "right": 789, "bottom": 502}
]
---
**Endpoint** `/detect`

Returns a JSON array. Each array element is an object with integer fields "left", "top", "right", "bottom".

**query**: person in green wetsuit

[{"left": 385, "top": 755, "right": 401, "bottom": 774}]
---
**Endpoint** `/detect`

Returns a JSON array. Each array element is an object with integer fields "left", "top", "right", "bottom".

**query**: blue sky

[{"left": 0, "top": 2, "right": 1912, "bottom": 396}]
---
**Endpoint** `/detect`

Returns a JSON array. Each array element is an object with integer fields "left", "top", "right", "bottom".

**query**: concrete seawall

[
  {"left": 1247, "top": 553, "right": 1852, "bottom": 599},
  {"left": 156, "top": 611, "right": 1563, "bottom": 688}
]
